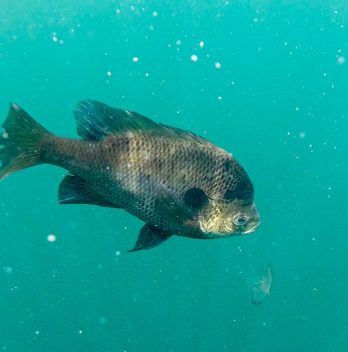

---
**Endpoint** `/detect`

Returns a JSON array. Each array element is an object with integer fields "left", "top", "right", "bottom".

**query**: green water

[{"left": 0, "top": 1, "right": 347, "bottom": 351}]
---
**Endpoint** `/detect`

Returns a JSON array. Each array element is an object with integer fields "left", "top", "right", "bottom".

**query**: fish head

[
  {"left": 197, "top": 199, "right": 260, "bottom": 237},
  {"left": 192, "top": 157, "right": 260, "bottom": 237}
]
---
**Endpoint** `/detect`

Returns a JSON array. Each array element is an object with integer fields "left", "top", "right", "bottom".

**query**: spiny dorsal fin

[
  {"left": 74, "top": 100, "right": 160, "bottom": 141},
  {"left": 74, "top": 100, "right": 215, "bottom": 147}
]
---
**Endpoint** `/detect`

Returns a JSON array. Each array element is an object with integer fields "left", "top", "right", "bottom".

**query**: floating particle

[
  {"left": 199, "top": 41, "right": 204, "bottom": 48},
  {"left": 59, "top": 39, "right": 64, "bottom": 45},
  {"left": 175, "top": 39, "right": 181, "bottom": 46},
  {"left": 251, "top": 265, "right": 272, "bottom": 305},
  {"left": 144, "top": 72, "right": 149, "bottom": 77},
  {"left": 217, "top": 96, "right": 222, "bottom": 101},
  {"left": 106, "top": 71, "right": 112, "bottom": 76},
  {"left": 2, "top": 132, "right": 8, "bottom": 139},
  {"left": 214, "top": 62, "right": 221, "bottom": 69},
  {"left": 3, "top": 266, "right": 13, "bottom": 274},
  {"left": 115, "top": 9, "right": 121, "bottom": 15},
  {"left": 190, "top": 54, "right": 198, "bottom": 62},
  {"left": 115, "top": 250, "right": 121, "bottom": 256},
  {"left": 52, "top": 33, "right": 58, "bottom": 42},
  {"left": 337, "top": 56, "right": 345, "bottom": 64},
  {"left": 299, "top": 131, "right": 306, "bottom": 138},
  {"left": 152, "top": 11, "right": 158, "bottom": 17},
  {"left": 47, "top": 234, "right": 56, "bottom": 242},
  {"left": 132, "top": 57, "right": 139, "bottom": 62}
]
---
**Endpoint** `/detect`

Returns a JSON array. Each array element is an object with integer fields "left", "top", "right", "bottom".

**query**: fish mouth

[{"left": 243, "top": 221, "right": 260, "bottom": 234}]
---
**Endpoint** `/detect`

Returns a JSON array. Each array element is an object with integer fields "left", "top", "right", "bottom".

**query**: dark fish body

[{"left": 0, "top": 101, "right": 260, "bottom": 251}]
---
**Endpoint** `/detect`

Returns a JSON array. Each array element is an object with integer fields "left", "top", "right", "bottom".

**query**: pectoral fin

[
  {"left": 154, "top": 181, "right": 196, "bottom": 224},
  {"left": 128, "top": 224, "right": 172, "bottom": 252},
  {"left": 58, "top": 175, "right": 119, "bottom": 208}
]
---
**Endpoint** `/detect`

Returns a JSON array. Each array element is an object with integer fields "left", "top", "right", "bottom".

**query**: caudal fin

[{"left": 0, "top": 103, "right": 51, "bottom": 180}]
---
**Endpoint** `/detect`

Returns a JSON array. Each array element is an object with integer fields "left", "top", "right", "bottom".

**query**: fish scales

[{"left": 0, "top": 100, "right": 260, "bottom": 251}]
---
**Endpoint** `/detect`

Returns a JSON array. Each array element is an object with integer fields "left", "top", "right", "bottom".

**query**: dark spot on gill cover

[{"left": 184, "top": 187, "right": 208, "bottom": 209}]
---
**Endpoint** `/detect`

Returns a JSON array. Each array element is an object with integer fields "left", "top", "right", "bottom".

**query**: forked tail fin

[{"left": 0, "top": 103, "right": 51, "bottom": 180}]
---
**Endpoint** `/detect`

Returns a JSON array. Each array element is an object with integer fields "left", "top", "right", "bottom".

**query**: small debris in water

[
  {"left": 251, "top": 264, "right": 272, "bottom": 305},
  {"left": 47, "top": 234, "right": 56, "bottom": 242},
  {"left": 337, "top": 56, "right": 345, "bottom": 64},
  {"left": 214, "top": 62, "right": 222, "bottom": 69}
]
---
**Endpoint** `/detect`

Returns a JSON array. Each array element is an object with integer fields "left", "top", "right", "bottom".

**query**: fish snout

[{"left": 242, "top": 204, "right": 260, "bottom": 235}]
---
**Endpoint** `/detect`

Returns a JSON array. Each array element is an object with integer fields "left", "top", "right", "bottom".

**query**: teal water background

[{"left": 1, "top": 1, "right": 347, "bottom": 351}]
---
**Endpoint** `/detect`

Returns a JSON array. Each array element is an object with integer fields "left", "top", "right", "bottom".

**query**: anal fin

[
  {"left": 128, "top": 224, "right": 172, "bottom": 252},
  {"left": 58, "top": 175, "right": 119, "bottom": 208}
]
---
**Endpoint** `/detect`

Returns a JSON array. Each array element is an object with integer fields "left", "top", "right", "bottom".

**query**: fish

[
  {"left": 0, "top": 100, "right": 260, "bottom": 251},
  {"left": 251, "top": 265, "right": 272, "bottom": 305}
]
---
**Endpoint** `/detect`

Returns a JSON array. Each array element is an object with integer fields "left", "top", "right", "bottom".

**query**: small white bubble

[
  {"left": 299, "top": 131, "right": 306, "bottom": 138},
  {"left": 35, "top": 331, "right": 40, "bottom": 335},
  {"left": 78, "top": 330, "right": 83, "bottom": 334},
  {"left": 199, "top": 41, "right": 204, "bottom": 48},
  {"left": 47, "top": 234, "right": 56, "bottom": 242},
  {"left": 132, "top": 57, "right": 139, "bottom": 62},
  {"left": 190, "top": 54, "right": 198, "bottom": 62},
  {"left": 106, "top": 71, "right": 112, "bottom": 77},
  {"left": 217, "top": 96, "right": 222, "bottom": 101},
  {"left": 59, "top": 39, "right": 64, "bottom": 45},
  {"left": 295, "top": 106, "right": 300, "bottom": 111},
  {"left": 152, "top": 11, "right": 158, "bottom": 17},
  {"left": 2, "top": 132, "right": 8, "bottom": 139},
  {"left": 175, "top": 39, "right": 181, "bottom": 46},
  {"left": 337, "top": 56, "right": 345, "bottom": 64},
  {"left": 115, "top": 9, "right": 121, "bottom": 15},
  {"left": 115, "top": 250, "right": 121, "bottom": 256},
  {"left": 214, "top": 62, "right": 222, "bottom": 69},
  {"left": 145, "top": 72, "right": 149, "bottom": 77}
]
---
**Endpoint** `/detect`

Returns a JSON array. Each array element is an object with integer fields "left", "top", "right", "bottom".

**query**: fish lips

[
  {"left": 241, "top": 206, "right": 260, "bottom": 235},
  {"left": 243, "top": 221, "right": 260, "bottom": 234}
]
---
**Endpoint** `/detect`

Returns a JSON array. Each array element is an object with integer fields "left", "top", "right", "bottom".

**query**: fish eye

[
  {"left": 184, "top": 187, "right": 208, "bottom": 209},
  {"left": 233, "top": 213, "right": 249, "bottom": 226}
]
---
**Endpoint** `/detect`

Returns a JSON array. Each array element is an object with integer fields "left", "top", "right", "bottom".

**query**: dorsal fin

[
  {"left": 74, "top": 100, "right": 216, "bottom": 148},
  {"left": 74, "top": 100, "right": 160, "bottom": 141}
]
